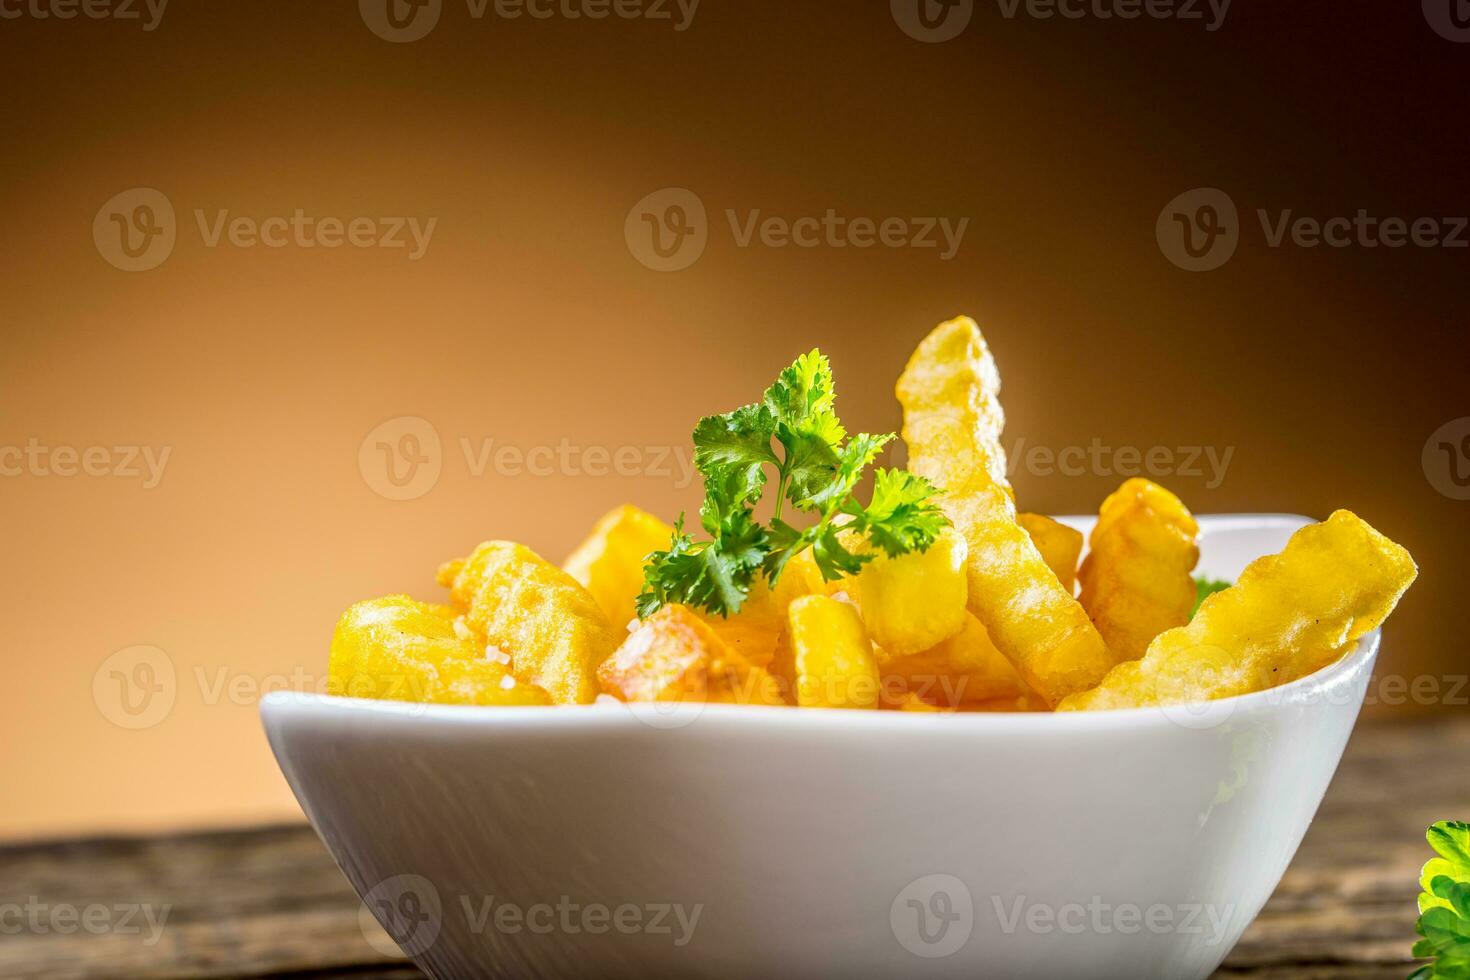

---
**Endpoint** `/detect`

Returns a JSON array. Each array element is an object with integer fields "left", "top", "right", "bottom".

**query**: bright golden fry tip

[
  {"left": 328, "top": 596, "right": 551, "bottom": 706},
  {"left": 446, "top": 541, "right": 621, "bottom": 705},
  {"left": 897, "top": 316, "right": 1119, "bottom": 708},
  {"left": 772, "top": 595, "right": 883, "bottom": 709},
  {"left": 598, "top": 604, "right": 785, "bottom": 705},
  {"left": 1060, "top": 510, "right": 1417, "bottom": 712},
  {"left": 561, "top": 504, "right": 674, "bottom": 624},
  {"left": 851, "top": 524, "right": 968, "bottom": 656},
  {"left": 1017, "top": 513, "right": 1084, "bottom": 594},
  {"left": 1078, "top": 479, "right": 1200, "bottom": 662}
]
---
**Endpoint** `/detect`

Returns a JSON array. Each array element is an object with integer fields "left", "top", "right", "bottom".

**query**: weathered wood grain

[{"left": 2, "top": 719, "right": 1464, "bottom": 979}]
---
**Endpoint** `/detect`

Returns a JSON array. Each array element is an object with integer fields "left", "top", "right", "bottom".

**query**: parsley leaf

[
  {"left": 637, "top": 349, "right": 948, "bottom": 617},
  {"left": 635, "top": 513, "right": 768, "bottom": 620},
  {"left": 850, "top": 467, "right": 950, "bottom": 558},
  {"left": 1410, "top": 821, "right": 1470, "bottom": 980}
]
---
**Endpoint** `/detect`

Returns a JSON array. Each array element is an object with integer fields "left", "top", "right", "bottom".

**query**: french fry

[
  {"left": 1077, "top": 479, "right": 1200, "bottom": 662},
  {"left": 885, "top": 692, "right": 945, "bottom": 712},
  {"left": 444, "top": 541, "right": 621, "bottom": 705},
  {"left": 1017, "top": 512, "right": 1084, "bottom": 594},
  {"left": 695, "top": 576, "right": 791, "bottom": 669},
  {"left": 1060, "top": 510, "right": 1417, "bottom": 711},
  {"left": 328, "top": 596, "right": 551, "bottom": 706},
  {"left": 897, "top": 316, "right": 1119, "bottom": 707},
  {"left": 598, "top": 604, "right": 785, "bottom": 705},
  {"left": 850, "top": 525, "right": 969, "bottom": 656},
  {"left": 877, "top": 612, "right": 1029, "bottom": 707},
  {"left": 771, "top": 595, "right": 883, "bottom": 709},
  {"left": 562, "top": 504, "right": 674, "bottom": 625}
]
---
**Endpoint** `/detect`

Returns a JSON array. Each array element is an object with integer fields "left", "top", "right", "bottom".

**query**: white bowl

[{"left": 262, "top": 514, "right": 1378, "bottom": 980}]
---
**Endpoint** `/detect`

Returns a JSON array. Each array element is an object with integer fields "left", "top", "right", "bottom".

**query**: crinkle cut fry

[
  {"left": 896, "top": 317, "right": 1121, "bottom": 708},
  {"left": 1061, "top": 510, "right": 1417, "bottom": 711},
  {"left": 1077, "top": 478, "right": 1200, "bottom": 663}
]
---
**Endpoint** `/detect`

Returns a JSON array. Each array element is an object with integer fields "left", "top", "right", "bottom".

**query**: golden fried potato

[
  {"left": 850, "top": 525, "right": 968, "bottom": 657},
  {"left": 444, "top": 541, "right": 621, "bottom": 705},
  {"left": 1077, "top": 479, "right": 1200, "bottom": 662},
  {"left": 562, "top": 504, "right": 674, "bottom": 625},
  {"left": 1060, "top": 510, "right": 1417, "bottom": 711},
  {"left": 897, "top": 317, "right": 1118, "bottom": 708},
  {"left": 957, "top": 695, "right": 1047, "bottom": 713},
  {"left": 1017, "top": 512, "right": 1083, "bottom": 594},
  {"left": 877, "top": 612, "right": 1029, "bottom": 707},
  {"left": 328, "top": 596, "right": 550, "bottom": 706},
  {"left": 685, "top": 577, "right": 787, "bottom": 669},
  {"left": 884, "top": 691, "right": 945, "bottom": 712},
  {"left": 778, "top": 546, "right": 841, "bottom": 600},
  {"left": 598, "top": 604, "right": 785, "bottom": 705},
  {"left": 771, "top": 595, "right": 883, "bottom": 709}
]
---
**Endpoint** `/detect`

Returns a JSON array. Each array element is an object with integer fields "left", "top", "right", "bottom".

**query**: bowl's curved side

[{"left": 261, "top": 634, "right": 1376, "bottom": 980}]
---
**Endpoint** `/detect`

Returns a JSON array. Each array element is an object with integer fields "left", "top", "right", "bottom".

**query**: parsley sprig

[
  {"left": 1410, "top": 821, "right": 1470, "bottom": 979},
  {"left": 636, "top": 350, "right": 948, "bottom": 618}
]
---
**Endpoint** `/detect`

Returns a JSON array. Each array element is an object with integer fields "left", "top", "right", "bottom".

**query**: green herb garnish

[
  {"left": 636, "top": 350, "right": 948, "bottom": 619},
  {"left": 1191, "top": 576, "right": 1232, "bottom": 618},
  {"left": 1410, "top": 821, "right": 1470, "bottom": 979}
]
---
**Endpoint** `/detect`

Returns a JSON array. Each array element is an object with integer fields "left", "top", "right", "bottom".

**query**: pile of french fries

[{"left": 329, "top": 318, "right": 1418, "bottom": 713}]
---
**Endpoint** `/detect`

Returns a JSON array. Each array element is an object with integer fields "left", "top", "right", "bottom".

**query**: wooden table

[{"left": 4, "top": 719, "right": 1465, "bottom": 979}]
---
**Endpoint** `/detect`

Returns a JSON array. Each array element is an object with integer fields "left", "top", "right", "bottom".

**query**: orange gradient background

[{"left": 1, "top": 2, "right": 1466, "bottom": 840}]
